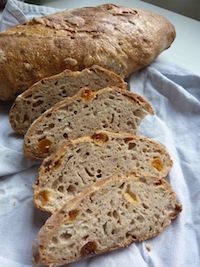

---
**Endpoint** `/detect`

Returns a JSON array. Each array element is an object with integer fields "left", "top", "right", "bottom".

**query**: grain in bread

[
  {"left": 9, "top": 65, "right": 126, "bottom": 135},
  {"left": 24, "top": 87, "right": 154, "bottom": 159},
  {"left": 33, "top": 173, "right": 181, "bottom": 266},
  {"left": 0, "top": 4, "right": 175, "bottom": 100},
  {"left": 34, "top": 131, "right": 173, "bottom": 213}
]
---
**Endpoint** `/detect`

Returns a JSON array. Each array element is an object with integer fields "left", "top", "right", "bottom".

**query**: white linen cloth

[{"left": 0, "top": 1, "right": 199, "bottom": 266}]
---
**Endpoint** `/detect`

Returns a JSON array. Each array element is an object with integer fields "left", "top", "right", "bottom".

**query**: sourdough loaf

[
  {"left": 33, "top": 173, "right": 181, "bottom": 266},
  {"left": 0, "top": 4, "right": 175, "bottom": 100},
  {"left": 34, "top": 131, "right": 173, "bottom": 213},
  {"left": 24, "top": 87, "right": 154, "bottom": 159},
  {"left": 9, "top": 65, "right": 126, "bottom": 135}
]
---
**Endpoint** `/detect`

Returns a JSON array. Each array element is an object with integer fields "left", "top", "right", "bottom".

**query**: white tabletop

[{"left": 1, "top": 0, "right": 200, "bottom": 75}]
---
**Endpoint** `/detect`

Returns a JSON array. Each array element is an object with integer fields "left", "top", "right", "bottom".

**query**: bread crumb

[
  {"left": 0, "top": 49, "right": 6, "bottom": 63},
  {"left": 145, "top": 243, "right": 151, "bottom": 252},
  {"left": 24, "top": 63, "right": 32, "bottom": 70}
]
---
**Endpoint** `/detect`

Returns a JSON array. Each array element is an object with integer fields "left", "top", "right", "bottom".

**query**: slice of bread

[
  {"left": 34, "top": 131, "right": 173, "bottom": 213},
  {"left": 24, "top": 87, "right": 154, "bottom": 160},
  {"left": 9, "top": 66, "right": 126, "bottom": 135},
  {"left": 33, "top": 173, "right": 181, "bottom": 267}
]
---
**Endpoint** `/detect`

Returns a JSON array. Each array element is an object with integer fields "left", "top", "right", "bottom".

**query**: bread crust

[{"left": 0, "top": 4, "right": 175, "bottom": 100}]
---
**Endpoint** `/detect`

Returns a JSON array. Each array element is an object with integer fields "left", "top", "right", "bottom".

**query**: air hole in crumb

[
  {"left": 33, "top": 95, "right": 43, "bottom": 100},
  {"left": 119, "top": 182, "right": 125, "bottom": 189},
  {"left": 63, "top": 133, "right": 68, "bottom": 139},
  {"left": 107, "top": 211, "right": 112, "bottom": 217},
  {"left": 83, "top": 235, "right": 89, "bottom": 240},
  {"left": 60, "top": 231, "right": 72, "bottom": 240},
  {"left": 86, "top": 208, "right": 92, "bottom": 214},
  {"left": 136, "top": 215, "right": 144, "bottom": 222},
  {"left": 111, "top": 229, "right": 115, "bottom": 235},
  {"left": 52, "top": 180, "right": 59, "bottom": 189},
  {"left": 128, "top": 143, "right": 136, "bottom": 150},
  {"left": 96, "top": 174, "right": 102, "bottom": 178},
  {"left": 54, "top": 81, "right": 58, "bottom": 86},
  {"left": 103, "top": 223, "right": 107, "bottom": 234},
  {"left": 134, "top": 109, "right": 142, "bottom": 117},
  {"left": 127, "top": 121, "right": 133, "bottom": 126},
  {"left": 32, "top": 100, "right": 44, "bottom": 107},
  {"left": 85, "top": 167, "right": 93, "bottom": 177},
  {"left": 26, "top": 94, "right": 32, "bottom": 98},
  {"left": 143, "top": 203, "right": 149, "bottom": 209},
  {"left": 48, "top": 123, "right": 55, "bottom": 129},
  {"left": 58, "top": 185, "right": 64, "bottom": 193},
  {"left": 67, "top": 185, "right": 76, "bottom": 193},
  {"left": 58, "top": 176, "right": 63, "bottom": 183},
  {"left": 113, "top": 210, "right": 119, "bottom": 219}
]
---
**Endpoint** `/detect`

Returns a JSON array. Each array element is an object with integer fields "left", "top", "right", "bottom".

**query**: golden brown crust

[{"left": 0, "top": 4, "right": 175, "bottom": 100}]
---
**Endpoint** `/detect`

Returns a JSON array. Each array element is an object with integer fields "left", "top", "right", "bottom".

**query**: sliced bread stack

[{"left": 8, "top": 64, "right": 180, "bottom": 266}]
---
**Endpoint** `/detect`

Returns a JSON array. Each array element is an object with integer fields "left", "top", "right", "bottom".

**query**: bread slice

[
  {"left": 24, "top": 87, "right": 154, "bottom": 160},
  {"left": 34, "top": 131, "right": 173, "bottom": 213},
  {"left": 9, "top": 65, "right": 126, "bottom": 135},
  {"left": 33, "top": 173, "right": 181, "bottom": 267}
]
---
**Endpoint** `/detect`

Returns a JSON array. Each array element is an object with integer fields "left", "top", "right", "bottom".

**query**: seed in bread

[{"left": 24, "top": 87, "right": 154, "bottom": 159}]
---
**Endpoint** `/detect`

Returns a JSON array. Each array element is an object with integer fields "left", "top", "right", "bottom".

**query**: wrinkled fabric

[{"left": 0, "top": 1, "right": 199, "bottom": 266}]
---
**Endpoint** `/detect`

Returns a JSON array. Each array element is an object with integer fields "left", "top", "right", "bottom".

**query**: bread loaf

[
  {"left": 9, "top": 65, "right": 126, "bottom": 135},
  {"left": 33, "top": 173, "right": 181, "bottom": 266},
  {"left": 24, "top": 87, "right": 154, "bottom": 159},
  {"left": 34, "top": 131, "right": 173, "bottom": 213},
  {"left": 0, "top": 4, "right": 175, "bottom": 100}
]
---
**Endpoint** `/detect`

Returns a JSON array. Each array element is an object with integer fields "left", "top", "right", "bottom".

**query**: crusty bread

[
  {"left": 0, "top": 4, "right": 175, "bottom": 100},
  {"left": 9, "top": 65, "right": 126, "bottom": 135},
  {"left": 33, "top": 173, "right": 181, "bottom": 267},
  {"left": 24, "top": 87, "right": 154, "bottom": 160},
  {"left": 34, "top": 131, "right": 173, "bottom": 213}
]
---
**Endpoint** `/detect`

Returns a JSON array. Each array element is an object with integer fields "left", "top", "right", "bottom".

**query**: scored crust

[{"left": 0, "top": 4, "right": 175, "bottom": 100}]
